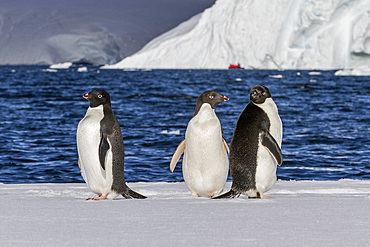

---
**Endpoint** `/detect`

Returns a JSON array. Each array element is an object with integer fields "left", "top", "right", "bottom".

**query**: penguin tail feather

[
  {"left": 122, "top": 189, "right": 147, "bottom": 199},
  {"left": 212, "top": 189, "right": 240, "bottom": 199}
]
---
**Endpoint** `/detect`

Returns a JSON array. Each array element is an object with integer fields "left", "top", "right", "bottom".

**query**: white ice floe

[
  {"left": 49, "top": 62, "right": 72, "bottom": 69},
  {"left": 1, "top": 180, "right": 369, "bottom": 246},
  {"left": 161, "top": 129, "right": 181, "bottom": 135},
  {"left": 334, "top": 68, "right": 370, "bottom": 76},
  {"left": 269, "top": 75, "right": 284, "bottom": 79},
  {"left": 77, "top": 66, "right": 88, "bottom": 72},
  {"left": 308, "top": 71, "right": 321, "bottom": 75},
  {"left": 41, "top": 69, "right": 58, "bottom": 73}
]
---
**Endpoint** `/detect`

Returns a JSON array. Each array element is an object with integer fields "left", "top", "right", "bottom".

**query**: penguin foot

[
  {"left": 261, "top": 196, "right": 272, "bottom": 199},
  {"left": 249, "top": 196, "right": 272, "bottom": 199},
  {"left": 190, "top": 193, "right": 199, "bottom": 197},
  {"left": 86, "top": 195, "right": 107, "bottom": 200},
  {"left": 249, "top": 192, "right": 272, "bottom": 199},
  {"left": 259, "top": 192, "right": 272, "bottom": 199},
  {"left": 248, "top": 196, "right": 261, "bottom": 199},
  {"left": 210, "top": 193, "right": 220, "bottom": 198}
]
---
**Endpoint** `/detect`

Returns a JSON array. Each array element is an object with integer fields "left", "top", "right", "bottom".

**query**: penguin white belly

[
  {"left": 258, "top": 98, "right": 283, "bottom": 145},
  {"left": 251, "top": 98, "right": 283, "bottom": 196},
  {"left": 76, "top": 106, "right": 113, "bottom": 196},
  {"left": 254, "top": 141, "right": 277, "bottom": 194},
  {"left": 183, "top": 105, "right": 228, "bottom": 197}
]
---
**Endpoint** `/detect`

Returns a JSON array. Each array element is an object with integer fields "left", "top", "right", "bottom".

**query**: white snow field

[
  {"left": 0, "top": 0, "right": 215, "bottom": 65},
  {"left": 106, "top": 0, "right": 370, "bottom": 70},
  {"left": 1, "top": 180, "right": 369, "bottom": 246}
]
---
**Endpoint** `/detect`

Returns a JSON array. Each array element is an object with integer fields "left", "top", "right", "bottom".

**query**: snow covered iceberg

[
  {"left": 0, "top": 0, "right": 215, "bottom": 65},
  {"left": 105, "top": 0, "right": 370, "bottom": 70}
]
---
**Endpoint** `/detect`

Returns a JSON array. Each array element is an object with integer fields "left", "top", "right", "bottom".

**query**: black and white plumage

[
  {"left": 170, "top": 90, "right": 230, "bottom": 198},
  {"left": 76, "top": 89, "right": 146, "bottom": 200},
  {"left": 214, "top": 85, "right": 283, "bottom": 199}
]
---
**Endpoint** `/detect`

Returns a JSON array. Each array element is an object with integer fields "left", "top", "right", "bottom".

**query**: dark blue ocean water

[{"left": 0, "top": 66, "right": 369, "bottom": 183}]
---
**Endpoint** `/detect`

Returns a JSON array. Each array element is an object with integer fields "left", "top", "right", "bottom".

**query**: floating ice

[
  {"left": 49, "top": 62, "right": 72, "bottom": 69},
  {"left": 269, "top": 75, "right": 284, "bottom": 79},
  {"left": 161, "top": 130, "right": 181, "bottom": 135},
  {"left": 334, "top": 68, "right": 370, "bottom": 76},
  {"left": 42, "top": 69, "right": 58, "bottom": 73},
  {"left": 106, "top": 0, "right": 370, "bottom": 70},
  {"left": 308, "top": 72, "right": 321, "bottom": 76},
  {"left": 77, "top": 67, "right": 88, "bottom": 72}
]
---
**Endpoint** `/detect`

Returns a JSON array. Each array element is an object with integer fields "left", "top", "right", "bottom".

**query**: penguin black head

[
  {"left": 250, "top": 85, "right": 272, "bottom": 104},
  {"left": 194, "top": 90, "right": 229, "bottom": 116},
  {"left": 198, "top": 90, "right": 229, "bottom": 109},
  {"left": 83, "top": 89, "right": 111, "bottom": 108}
]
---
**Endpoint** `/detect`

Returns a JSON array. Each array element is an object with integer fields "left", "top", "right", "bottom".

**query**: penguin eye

[
  {"left": 209, "top": 95, "right": 214, "bottom": 99},
  {"left": 262, "top": 92, "right": 266, "bottom": 96},
  {"left": 98, "top": 94, "right": 103, "bottom": 99}
]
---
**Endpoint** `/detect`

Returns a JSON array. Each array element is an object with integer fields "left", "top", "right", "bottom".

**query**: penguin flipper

[
  {"left": 223, "top": 137, "right": 230, "bottom": 154},
  {"left": 212, "top": 189, "right": 240, "bottom": 199},
  {"left": 261, "top": 131, "right": 283, "bottom": 166},
  {"left": 99, "top": 133, "right": 110, "bottom": 170},
  {"left": 122, "top": 189, "right": 147, "bottom": 199},
  {"left": 170, "top": 139, "right": 185, "bottom": 173}
]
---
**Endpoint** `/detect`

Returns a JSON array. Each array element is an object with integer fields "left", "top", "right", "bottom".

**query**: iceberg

[
  {"left": 106, "top": 0, "right": 370, "bottom": 70},
  {"left": 0, "top": 0, "right": 215, "bottom": 65}
]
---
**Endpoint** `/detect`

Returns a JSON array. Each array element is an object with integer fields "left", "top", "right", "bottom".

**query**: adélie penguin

[
  {"left": 76, "top": 89, "right": 146, "bottom": 200},
  {"left": 214, "top": 85, "right": 283, "bottom": 199},
  {"left": 170, "top": 90, "right": 230, "bottom": 198}
]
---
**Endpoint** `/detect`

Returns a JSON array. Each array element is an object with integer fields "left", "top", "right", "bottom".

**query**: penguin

[
  {"left": 214, "top": 85, "right": 283, "bottom": 199},
  {"left": 170, "top": 90, "right": 230, "bottom": 198},
  {"left": 76, "top": 89, "right": 146, "bottom": 200}
]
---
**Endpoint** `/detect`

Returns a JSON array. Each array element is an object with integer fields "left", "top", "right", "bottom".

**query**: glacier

[
  {"left": 105, "top": 0, "right": 370, "bottom": 70},
  {"left": 0, "top": 0, "right": 215, "bottom": 65}
]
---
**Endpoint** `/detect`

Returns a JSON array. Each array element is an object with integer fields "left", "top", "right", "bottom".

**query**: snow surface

[
  {"left": 0, "top": 0, "right": 215, "bottom": 65},
  {"left": 1, "top": 180, "right": 369, "bottom": 246},
  {"left": 106, "top": 0, "right": 370, "bottom": 70}
]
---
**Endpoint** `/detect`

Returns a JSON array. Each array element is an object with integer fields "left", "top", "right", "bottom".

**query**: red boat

[{"left": 229, "top": 63, "right": 242, "bottom": 69}]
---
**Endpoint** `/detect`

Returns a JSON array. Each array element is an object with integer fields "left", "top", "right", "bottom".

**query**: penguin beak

[
  {"left": 222, "top": 96, "right": 229, "bottom": 102},
  {"left": 82, "top": 93, "right": 90, "bottom": 99}
]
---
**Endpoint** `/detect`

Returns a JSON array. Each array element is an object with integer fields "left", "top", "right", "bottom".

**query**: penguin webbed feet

[
  {"left": 248, "top": 192, "right": 272, "bottom": 199},
  {"left": 86, "top": 194, "right": 107, "bottom": 201}
]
